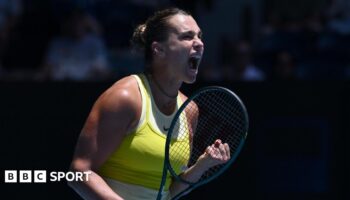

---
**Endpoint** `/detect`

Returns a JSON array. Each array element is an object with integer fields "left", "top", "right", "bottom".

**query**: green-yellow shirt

[{"left": 98, "top": 74, "right": 190, "bottom": 191}]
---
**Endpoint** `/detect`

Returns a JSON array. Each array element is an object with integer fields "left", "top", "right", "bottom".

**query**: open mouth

[{"left": 189, "top": 57, "right": 200, "bottom": 70}]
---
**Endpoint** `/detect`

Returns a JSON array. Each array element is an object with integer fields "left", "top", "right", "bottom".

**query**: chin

[{"left": 184, "top": 75, "right": 197, "bottom": 84}]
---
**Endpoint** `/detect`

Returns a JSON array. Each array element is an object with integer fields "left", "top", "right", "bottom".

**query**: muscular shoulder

[
  {"left": 72, "top": 76, "right": 141, "bottom": 171},
  {"left": 94, "top": 75, "right": 141, "bottom": 130},
  {"left": 102, "top": 76, "right": 138, "bottom": 103}
]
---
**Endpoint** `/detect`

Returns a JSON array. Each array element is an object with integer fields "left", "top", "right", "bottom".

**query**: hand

[{"left": 195, "top": 139, "right": 230, "bottom": 171}]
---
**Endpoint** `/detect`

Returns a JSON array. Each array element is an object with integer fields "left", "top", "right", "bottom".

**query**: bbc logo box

[
  {"left": 4, "top": 170, "right": 47, "bottom": 183},
  {"left": 4, "top": 170, "right": 17, "bottom": 183}
]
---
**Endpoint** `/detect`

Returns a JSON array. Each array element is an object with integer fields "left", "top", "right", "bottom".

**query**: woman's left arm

[{"left": 169, "top": 139, "right": 230, "bottom": 197}]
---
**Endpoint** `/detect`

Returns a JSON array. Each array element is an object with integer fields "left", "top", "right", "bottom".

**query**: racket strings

[
  {"left": 194, "top": 91, "right": 245, "bottom": 181},
  {"left": 168, "top": 89, "right": 247, "bottom": 182}
]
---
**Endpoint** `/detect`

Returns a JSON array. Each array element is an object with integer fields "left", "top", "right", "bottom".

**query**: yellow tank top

[{"left": 98, "top": 74, "right": 190, "bottom": 191}]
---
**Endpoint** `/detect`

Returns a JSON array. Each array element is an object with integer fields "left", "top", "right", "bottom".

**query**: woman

[{"left": 68, "top": 8, "right": 230, "bottom": 200}]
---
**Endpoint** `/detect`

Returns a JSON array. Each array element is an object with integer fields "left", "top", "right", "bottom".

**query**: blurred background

[{"left": 0, "top": 0, "right": 349, "bottom": 199}]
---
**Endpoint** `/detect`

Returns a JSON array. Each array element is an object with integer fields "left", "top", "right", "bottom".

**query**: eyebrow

[{"left": 181, "top": 30, "right": 202, "bottom": 37}]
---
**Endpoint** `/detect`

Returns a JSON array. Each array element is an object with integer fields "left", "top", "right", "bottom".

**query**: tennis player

[{"left": 68, "top": 8, "right": 230, "bottom": 200}]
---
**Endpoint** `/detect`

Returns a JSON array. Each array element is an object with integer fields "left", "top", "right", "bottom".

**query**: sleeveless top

[{"left": 98, "top": 74, "right": 190, "bottom": 199}]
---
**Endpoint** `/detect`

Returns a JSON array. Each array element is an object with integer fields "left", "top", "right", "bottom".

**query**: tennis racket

[{"left": 156, "top": 86, "right": 249, "bottom": 200}]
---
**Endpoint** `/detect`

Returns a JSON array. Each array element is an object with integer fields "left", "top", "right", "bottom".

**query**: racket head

[{"left": 164, "top": 86, "right": 249, "bottom": 185}]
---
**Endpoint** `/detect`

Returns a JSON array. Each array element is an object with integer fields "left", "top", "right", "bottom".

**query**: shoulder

[
  {"left": 179, "top": 91, "right": 198, "bottom": 140},
  {"left": 179, "top": 91, "right": 188, "bottom": 103},
  {"left": 103, "top": 75, "right": 138, "bottom": 99},
  {"left": 95, "top": 75, "right": 141, "bottom": 123},
  {"left": 179, "top": 91, "right": 198, "bottom": 115},
  {"left": 70, "top": 75, "right": 142, "bottom": 171}
]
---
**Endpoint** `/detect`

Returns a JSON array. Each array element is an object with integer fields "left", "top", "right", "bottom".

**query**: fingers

[
  {"left": 214, "top": 139, "right": 221, "bottom": 148},
  {"left": 216, "top": 140, "right": 230, "bottom": 161},
  {"left": 224, "top": 143, "right": 230, "bottom": 159},
  {"left": 218, "top": 143, "right": 227, "bottom": 161},
  {"left": 207, "top": 143, "right": 219, "bottom": 157},
  {"left": 205, "top": 145, "right": 213, "bottom": 155},
  {"left": 208, "top": 139, "right": 230, "bottom": 162},
  {"left": 198, "top": 139, "right": 231, "bottom": 169}
]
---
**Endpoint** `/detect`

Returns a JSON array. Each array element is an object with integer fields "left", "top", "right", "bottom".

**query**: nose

[{"left": 193, "top": 38, "right": 204, "bottom": 52}]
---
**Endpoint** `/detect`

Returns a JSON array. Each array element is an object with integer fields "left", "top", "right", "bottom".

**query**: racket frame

[{"left": 157, "top": 86, "right": 249, "bottom": 200}]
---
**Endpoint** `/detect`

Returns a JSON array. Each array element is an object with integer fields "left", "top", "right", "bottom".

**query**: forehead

[{"left": 167, "top": 14, "right": 201, "bottom": 33}]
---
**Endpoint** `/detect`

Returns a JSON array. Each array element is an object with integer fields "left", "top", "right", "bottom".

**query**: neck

[
  {"left": 146, "top": 72, "right": 181, "bottom": 113},
  {"left": 147, "top": 72, "right": 181, "bottom": 97}
]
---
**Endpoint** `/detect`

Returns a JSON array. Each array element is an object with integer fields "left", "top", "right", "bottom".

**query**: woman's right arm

[{"left": 68, "top": 78, "right": 140, "bottom": 200}]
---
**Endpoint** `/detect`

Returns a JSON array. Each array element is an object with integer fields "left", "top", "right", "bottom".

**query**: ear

[{"left": 151, "top": 41, "right": 165, "bottom": 57}]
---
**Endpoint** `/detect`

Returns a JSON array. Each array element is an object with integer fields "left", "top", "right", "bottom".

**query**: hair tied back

[{"left": 131, "top": 23, "right": 147, "bottom": 52}]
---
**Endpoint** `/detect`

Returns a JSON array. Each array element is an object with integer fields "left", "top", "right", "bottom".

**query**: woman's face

[{"left": 158, "top": 14, "right": 204, "bottom": 84}]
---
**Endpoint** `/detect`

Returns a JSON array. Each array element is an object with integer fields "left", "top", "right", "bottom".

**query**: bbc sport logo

[{"left": 4, "top": 170, "right": 91, "bottom": 183}]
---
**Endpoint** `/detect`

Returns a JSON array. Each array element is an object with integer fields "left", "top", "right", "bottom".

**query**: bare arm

[{"left": 68, "top": 77, "right": 140, "bottom": 200}]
